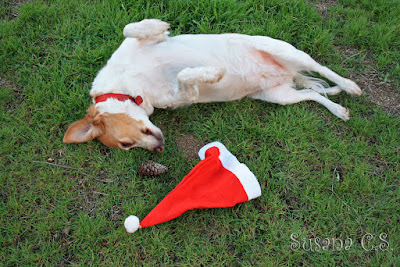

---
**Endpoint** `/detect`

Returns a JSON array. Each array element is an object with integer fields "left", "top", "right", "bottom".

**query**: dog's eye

[{"left": 120, "top": 142, "right": 134, "bottom": 148}]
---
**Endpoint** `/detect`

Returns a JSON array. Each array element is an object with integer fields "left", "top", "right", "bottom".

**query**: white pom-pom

[{"left": 124, "top": 215, "right": 141, "bottom": 233}]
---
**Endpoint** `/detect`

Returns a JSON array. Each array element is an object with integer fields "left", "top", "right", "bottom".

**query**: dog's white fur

[{"left": 64, "top": 19, "right": 361, "bottom": 152}]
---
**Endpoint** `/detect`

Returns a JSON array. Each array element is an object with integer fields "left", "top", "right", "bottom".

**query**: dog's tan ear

[
  {"left": 63, "top": 115, "right": 103, "bottom": 143},
  {"left": 63, "top": 106, "right": 104, "bottom": 143}
]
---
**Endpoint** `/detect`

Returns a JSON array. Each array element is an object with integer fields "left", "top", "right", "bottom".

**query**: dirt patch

[
  {"left": 1, "top": 0, "right": 30, "bottom": 21},
  {"left": 76, "top": 191, "right": 103, "bottom": 216},
  {"left": 176, "top": 134, "right": 205, "bottom": 161},
  {"left": 72, "top": 171, "right": 111, "bottom": 216},
  {"left": 0, "top": 76, "right": 25, "bottom": 110},
  {"left": 341, "top": 49, "right": 400, "bottom": 116},
  {"left": 311, "top": 0, "right": 338, "bottom": 18},
  {"left": 0, "top": 76, "right": 22, "bottom": 93},
  {"left": 359, "top": 73, "right": 400, "bottom": 116}
]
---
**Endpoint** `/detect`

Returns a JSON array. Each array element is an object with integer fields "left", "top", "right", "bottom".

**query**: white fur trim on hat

[{"left": 198, "top": 142, "right": 262, "bottom": 200}]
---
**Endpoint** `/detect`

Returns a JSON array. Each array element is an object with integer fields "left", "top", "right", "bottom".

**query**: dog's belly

[{"left": 196, "top": 73, "right": 260, "bottom": 103}]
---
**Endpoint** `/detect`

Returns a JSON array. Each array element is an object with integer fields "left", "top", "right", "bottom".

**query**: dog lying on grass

[{"left": 63, "top": 19, "right": 361, "bottom": 152}]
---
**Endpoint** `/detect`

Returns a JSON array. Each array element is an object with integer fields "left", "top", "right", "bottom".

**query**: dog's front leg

[
  {"left": 176, "top": 66, "right": 225, "bottom": 103},
  {"left": 123, "top": 19, "right": 170, "bottom": 44}
]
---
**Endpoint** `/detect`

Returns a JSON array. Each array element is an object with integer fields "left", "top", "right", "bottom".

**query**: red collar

[{"left": 95, "top": 93, "right": 143, "bottom": 106}]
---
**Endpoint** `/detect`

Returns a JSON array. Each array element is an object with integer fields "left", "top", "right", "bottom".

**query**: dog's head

[{"left": 63, "top": 99, "right": 164, "bottom": 152}]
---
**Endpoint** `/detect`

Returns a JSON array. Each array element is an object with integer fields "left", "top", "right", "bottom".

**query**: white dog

[{"left": 63, "top": 19, "right": 361, "bottom": 152}]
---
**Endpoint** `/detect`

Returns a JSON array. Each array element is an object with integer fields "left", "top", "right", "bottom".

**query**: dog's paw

[
  {"left": 200, "top": 67, "right": 225, "bottom": 83},
  {"left": 123, "top": 19, "right": 170, "bottom": 40},
  {"left": 178, "top": 67, "right": 225, "bottom": 85},
  {"left": 340, "top": 79, "right": 362, "bottom": 96},
  {"left": 335, "top": 106, "right": 350, "bottom": 121}
]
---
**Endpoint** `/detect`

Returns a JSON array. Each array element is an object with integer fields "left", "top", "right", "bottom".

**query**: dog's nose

[{"left": 154, "top": 145, "right": 164, "bottom": 153}]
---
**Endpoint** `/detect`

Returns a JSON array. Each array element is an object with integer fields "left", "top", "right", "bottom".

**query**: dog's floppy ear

[{"left": 63, "top": 106, "right": 104, "bottom": 143}]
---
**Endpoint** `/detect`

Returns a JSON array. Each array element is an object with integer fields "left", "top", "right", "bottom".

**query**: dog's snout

[
  {"left": 142, "top": 128, "right": 163, "bottom": 140},
  {"left": 143, "top": 128, "right": 164, "bottom": 141},
  {"left": 143, "top": 127, "right": 164, "bottom": 153}
]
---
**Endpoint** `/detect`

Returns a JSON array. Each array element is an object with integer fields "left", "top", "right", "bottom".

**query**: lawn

[{"left": 1, "top": 0, "right": 399, "bottom": 265}]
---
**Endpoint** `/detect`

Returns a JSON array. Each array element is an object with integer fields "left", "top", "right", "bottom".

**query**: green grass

[{"left": 1, "top": 0, "right": 399, "bottom": 265}]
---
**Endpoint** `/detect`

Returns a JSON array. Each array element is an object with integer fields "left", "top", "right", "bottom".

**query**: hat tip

[{"left": 124, "top": 215, "right": 141, "bottom": 233}]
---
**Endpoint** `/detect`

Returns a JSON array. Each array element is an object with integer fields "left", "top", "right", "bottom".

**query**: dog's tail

[
  {"left": 294, "top": 72, "right": 328, "bottom": 91},
  {"left": 294, "top": 72, "right": 341, "bottom": 96},
  {"left": 123, "top": 19, "right": 170, "bottom": 44}
]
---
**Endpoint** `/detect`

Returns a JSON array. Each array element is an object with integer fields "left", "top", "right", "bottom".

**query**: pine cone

[{"left": 138, "top": 161, "right": 169, "bottom": 177}]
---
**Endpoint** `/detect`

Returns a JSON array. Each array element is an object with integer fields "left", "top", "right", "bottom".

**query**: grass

[{"left": 1, "top": 0, "right": 399, "bottom": 265}]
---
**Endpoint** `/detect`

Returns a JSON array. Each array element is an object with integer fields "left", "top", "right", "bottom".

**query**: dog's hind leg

[
  {"left": 313, "top": 85, "right": 342, "bottom": 96},
  {"left": 291, "top": 54, "right": 362, "bottom": 96},
  {"left": 251, "top": 83, "right": 350, "bottom": 120},
  {"left": 123, "top": 19, "right": 170, "bottom": 44},
  {"left": 250, "top": 36, "right": 361, "bottom": 96},
  {"left": 308, "top": 64, "right": 362, "bottom": 96}
]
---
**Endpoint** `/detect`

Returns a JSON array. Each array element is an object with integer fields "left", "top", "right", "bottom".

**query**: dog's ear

[{"left": 63, "top": 106, "right": 104, "bottom": 143}]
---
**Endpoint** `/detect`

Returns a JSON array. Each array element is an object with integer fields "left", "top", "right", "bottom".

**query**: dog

[{"left": 63, "top": 19, "right": 362, "bottom": 152}]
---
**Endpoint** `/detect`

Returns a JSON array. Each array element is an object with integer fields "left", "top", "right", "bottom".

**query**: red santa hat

[{"left": 124, "top": 141, "right": 262, "bottom": 233}]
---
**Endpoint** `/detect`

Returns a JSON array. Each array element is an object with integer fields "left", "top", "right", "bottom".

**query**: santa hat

[{"left": 124, "top": 141, "right": 262, "bottom": 233}]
